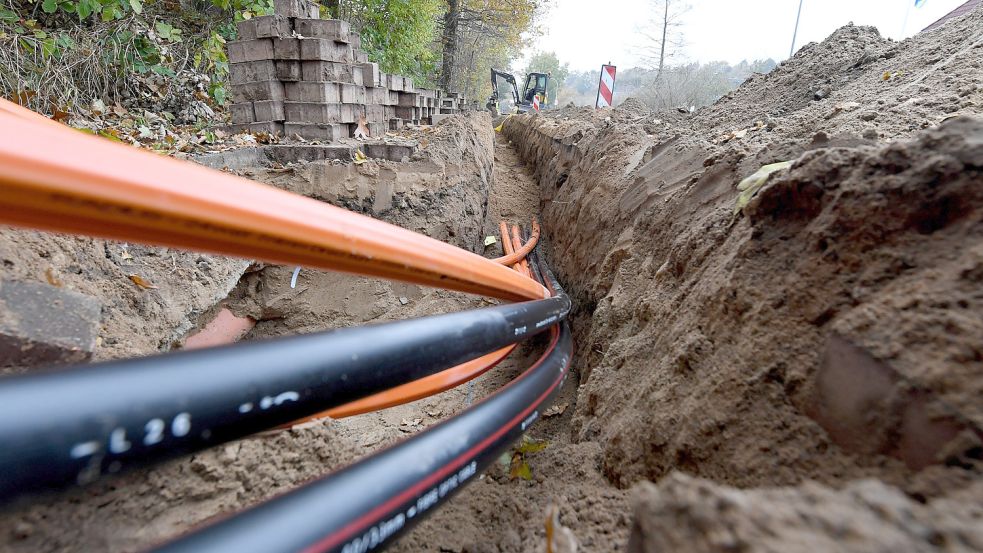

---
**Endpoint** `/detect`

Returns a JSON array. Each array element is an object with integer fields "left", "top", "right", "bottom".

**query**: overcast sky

[{"left": 524, "top": 0, "right": 969, "bottom": 72}]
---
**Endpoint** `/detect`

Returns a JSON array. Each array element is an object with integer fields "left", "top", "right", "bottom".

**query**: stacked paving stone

[{"left": 227, "top": 0, "right": 442, "bottom": 140}]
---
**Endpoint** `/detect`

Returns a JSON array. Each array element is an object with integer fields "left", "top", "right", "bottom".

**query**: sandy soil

[
  {"left": 2, "top": 5, "right": 983, "bottom": 552},
  {"left": 503, "top": 5, "right": 983, "bottom": 548}
]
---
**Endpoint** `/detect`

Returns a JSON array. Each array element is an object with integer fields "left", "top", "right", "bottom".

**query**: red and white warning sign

[
  {"left": 533, "top": 94, "right": 541, "bottom": 112},
  {"left": 595, "top": 64, "right": 617, "bottom": 108}
]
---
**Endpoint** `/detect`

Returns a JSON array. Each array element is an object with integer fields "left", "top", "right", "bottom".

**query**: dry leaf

[
  {"left": 45, "top": 267, "right": 62, "bottom": 287},
  {"left": 128, "top": 274, "right": 158, "bottom": 289},
  {"left": 543, "top": 403, "right": 568, "bottom": 418},
  {"left": 121, "top": 249, "right": 134, "bottom": 261}
]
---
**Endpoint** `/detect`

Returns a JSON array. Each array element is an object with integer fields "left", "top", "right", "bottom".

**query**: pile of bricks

[{"left": 227, "top": 0, "right": 447, "bottom": 141}]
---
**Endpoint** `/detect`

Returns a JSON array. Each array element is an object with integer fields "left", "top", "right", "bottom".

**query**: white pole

[{"left": 790, "top": 0, "right": 805, "bottom": 58}]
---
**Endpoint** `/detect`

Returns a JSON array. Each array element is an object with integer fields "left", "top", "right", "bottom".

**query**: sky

[{"left": 523, "top": 0, "right": 970, "bottom": 72}]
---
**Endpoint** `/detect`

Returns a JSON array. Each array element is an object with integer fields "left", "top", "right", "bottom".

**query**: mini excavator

[{"left": 486, "top": 68, "right": 551, "bottom": 116}]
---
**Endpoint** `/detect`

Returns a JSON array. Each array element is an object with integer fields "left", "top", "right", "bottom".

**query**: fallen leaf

[
  {"left": 510, "top": 453, "right": 532, "bottom": 480},
  {"left": 516, "top": 436, "right": 549, "bottom": 454},
  {"left": 45, "top": 267, "right": 62, "bottom": 287},
  {"left": 543, "top": 403, "right": 568, "bottom": 418},
  {"left": 483, "top": 236, "right": 498, "bottom": 247},
  {"left": 128, "top": 274, "right": 159, "bottom": 289},
  {"left": 353, "top": 149, "right": 367, "bottom": 165}
]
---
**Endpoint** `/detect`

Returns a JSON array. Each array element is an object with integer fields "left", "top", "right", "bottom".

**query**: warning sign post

[{"left": 595, "top": 64, "right": 617, "bottom": 108}]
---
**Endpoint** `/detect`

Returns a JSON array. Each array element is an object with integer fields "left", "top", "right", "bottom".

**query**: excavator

[{"left": 486, "top": 68, "right": 551, "bottom": 116}]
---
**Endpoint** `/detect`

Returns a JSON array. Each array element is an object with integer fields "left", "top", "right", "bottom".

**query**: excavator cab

[
  {"left": 487, "top": 69, "right": 551, "bottom": 116},
  {"left": 521, "top": 72, "right": 550, "bottom": 108}
]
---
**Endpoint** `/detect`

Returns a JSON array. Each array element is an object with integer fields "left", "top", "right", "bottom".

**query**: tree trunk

[
  {"left": 657, "top": 0, "right": 668, "bottom": 78},
  {"left": 440, "top": 0, "right": 460, "bottom": 92}
]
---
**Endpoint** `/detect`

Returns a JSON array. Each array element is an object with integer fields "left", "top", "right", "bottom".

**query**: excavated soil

[
  {"left": 503, "top": 5, "right": 983, "bottom": 550},
  {"left": 3, "top": 6, "right": 983, "bottom": 553}
]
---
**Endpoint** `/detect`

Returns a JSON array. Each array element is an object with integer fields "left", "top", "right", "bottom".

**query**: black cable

[
  {"left": 0, "top": 294, "right": 570, "bottom": 501},
  {"left": 154, "top": 262, "right": 572, "bottom": 553}
]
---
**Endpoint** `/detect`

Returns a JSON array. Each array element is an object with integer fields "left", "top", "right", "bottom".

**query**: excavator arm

[{"left": 487, "top": 68, "right": 521, "bottom": 115}]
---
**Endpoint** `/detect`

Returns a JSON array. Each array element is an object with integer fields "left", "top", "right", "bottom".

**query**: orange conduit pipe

[
  {"left": 0, "top": 100, "right": 547, "bottom": 302},
  {"left": 511, "top": 225, "right": 532, "bottom": 277},
  {"left": 493, "top": 220, "right": 540, "bottom": 266},
  {"left": 499, "top": 221, "right": 524, "bottom": 275}
]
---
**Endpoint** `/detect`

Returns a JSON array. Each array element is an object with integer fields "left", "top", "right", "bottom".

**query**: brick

[
  {"left": 273, "top": 37, "right": 301, "bottom": 60},
  {"left": 236, "top": 15, "right": 290, "bottom": 40},
  {"left": 231, "top": 80, "right": 285, "bottom": 102},
  {"left": 276, "top": 60, "right": 302, "bottom": 81},
  {"left": 353, "top": 50, "right": 369, "bottom": 64},
  {"left": 402, "top": 77, "right": 415, "bottom": 93},
  {"left": 230, "top": 60, "right": 276, "bottom": 84},
  {"left": 350, "top": 34, "right": 361, "bottom": 49},
  {"left": 225, "top": 121, "right": 284, "bottom": 135},
  {"left": 293, "top": 18, "right": 350, "bottom": 42},
  {"left": 300, "top": 38, "right": 353, "bottom": 62},
  {"left": 301, "top": 60, "right": 361, "bottom": 84},
  {"left": 230, "top": 102, "right": 256, "bottom": 124},
  {"left": 387, "top": 90, "right": 400, "bottom": 106},
  {"left": 359, "top": 62, "right": 381, "bottom": 87},
  {"left": 0, "top": 279, "right": 101, "bottom": 370},
  {"left": 227, "top": 39, "right": 274, "bottom": 63},
  {"left": 284, "top": 102, "right": 358, "bottom": 124},
  {"left": 365, "top": 86, "right": 388, "bottom": 105},
  {"left": 284, "top": 122, "right": 350, "bottom": 141},
  {"left": 273, "top": 0, "right": 318, "bottom": 18},
  {"left": 253, "top": 100, "right": 285, "bottom": 122}
]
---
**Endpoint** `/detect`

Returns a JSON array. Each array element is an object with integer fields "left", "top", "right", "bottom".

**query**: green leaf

[
  {"left": 77, "top": 0, "right": 93, "bottom": 20},
  {"left": 128, "top": 0, "right": 142, "bottom": 13},
  {"left": 210, "top": 83, "right": 227, "bottom": 105},
  {"left": 41, "top": 0, "right": 58, "bottom": 14}
]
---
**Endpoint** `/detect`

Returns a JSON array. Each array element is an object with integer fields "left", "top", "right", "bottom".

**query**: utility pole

[{"left": 789, "top": 0, "right": 805, "bottom": 58}]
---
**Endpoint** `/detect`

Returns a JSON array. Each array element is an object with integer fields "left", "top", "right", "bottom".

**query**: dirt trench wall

[{"left": 503, "top": 34, "right": 983, "bottom": 548}]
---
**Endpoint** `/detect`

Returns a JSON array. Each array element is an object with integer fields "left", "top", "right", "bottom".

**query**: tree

[
  {"left": 523, "top": 51, "right": 569, "bottom": 107},
  {"left": 438, "top": 0, "right": 542, "bottom": 99},
  {"left": 637, "top": 0, "right": 689, "bottom": 78},
  {"left": 332, "top": 0, "right": 442, "bottom": 84}
]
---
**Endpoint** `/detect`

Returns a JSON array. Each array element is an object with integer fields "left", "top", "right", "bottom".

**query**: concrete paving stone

[
  {"left": 273, "top": 37, "right": 302, "bottom": 60},
  {"left": 227, "top": 39, "right": 274, "bottom": 63},
  {"left": 402, "top": 77, "right": 415, "bottom": 93},
  {"left": 230, "top": 102, "right": 257, "bottom": 124},
  {"left": 236, "top": 15, "right": 290, "bottom": 40},
  {"left": 276, "top": 60, "right": 302, "bottom": 81},
  {"left": 293, "top": 18, "right": 350, "bottom": 42},
  {"left": 354, "top": 50, "right": 368, "bottom": 64},
  {"left": 397, "top": 92, "right": 420, "bottom": 107},
  {"left": 267, "top": 144, "right": 356, "bottom": 163},
  {"left": 285, "top": 81, "right": 341, "bottom": 102},
  {"left": 340, "top": 84, "right": 366, "bottom": 104},
  {"left": 224, "top": 121, "right": 284, "bottom": 135},
  {"left": 230, "top": 60, "right": 277, "bottom": 84},
  {"left": 0, "top": 279, "right": 102, "bottom": 370},
  {"left": 253, "top": 100, "right": 285, "bottom": 122},
  {"left": 359, "top": 62, "right": 381, "bottom": 87},
  {"left": 231, "top": 80, "right": 285, "bottom": 102},
  {"left": 365, "top": 104, "right": 385, "bottom": 123},
  {"left": 273, "top": 0, "right": 318, "bottom": 18},
  {"left": 387, "top": 74, "right": 404, "bottom": 90},
  {"left": 300, "top": 60, "right": 360, "bottom": 84},
  {"left": 387, "top": 90, "right": 400, "bottom": 106},
  {"left": 394, "top": 106, "right": 415, "bottom": 120},
  {"left": 283, "top": 122, "right": 349, "bottom": 141},
  {"left": 300, "top": 38, "right": 354, "bottom": 62},
  {"left": 284, "top": 101, "right": 357, "bottom": 124}
]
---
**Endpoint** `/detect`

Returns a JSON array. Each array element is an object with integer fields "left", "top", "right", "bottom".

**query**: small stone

[
  {"left": 860, "top": 111, "right": 878, "bottom": 121},
  {"left": 398, "top": 296, "right": 408, "bottom": 305},
  {"left": 863, "top": 128, "right": 879, "bottom": 140}
]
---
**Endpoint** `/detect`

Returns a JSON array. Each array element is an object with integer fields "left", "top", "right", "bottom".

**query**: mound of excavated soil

[{"left": 504, "top": 5, "right": 983, "bottom": 549}]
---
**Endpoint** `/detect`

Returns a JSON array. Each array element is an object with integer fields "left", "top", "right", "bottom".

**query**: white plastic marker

[{"left": 291, "top": 266, "right": 301, "bottom": 288}]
